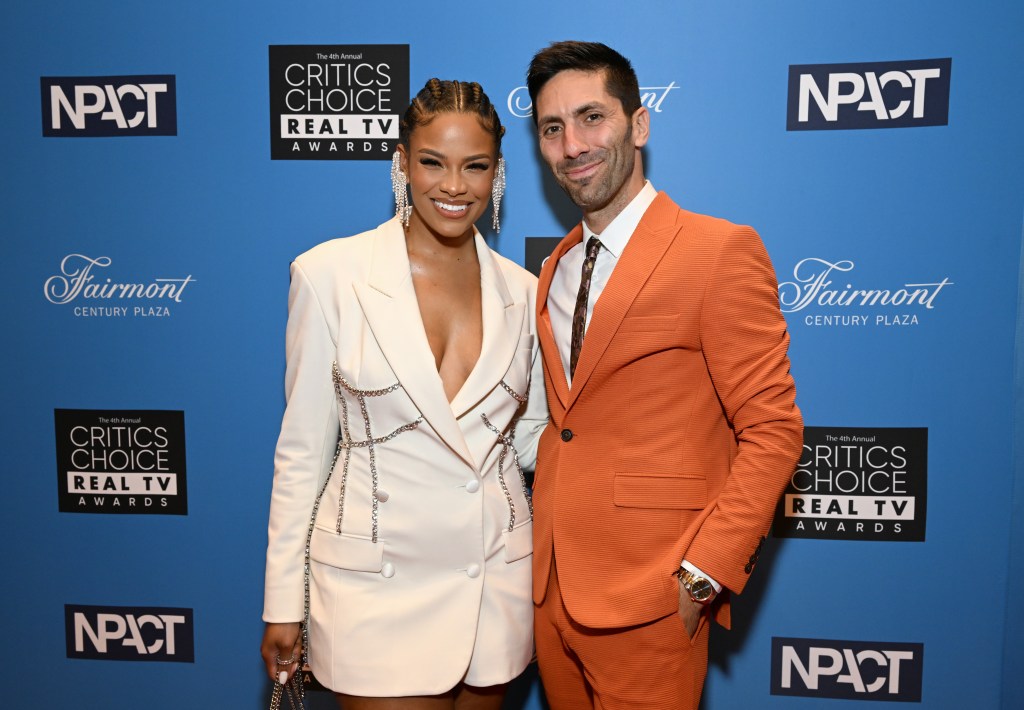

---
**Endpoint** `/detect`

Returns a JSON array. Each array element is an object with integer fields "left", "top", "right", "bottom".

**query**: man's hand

[{"left": 677, "top": 578, "right": 705, "bottom": 639}]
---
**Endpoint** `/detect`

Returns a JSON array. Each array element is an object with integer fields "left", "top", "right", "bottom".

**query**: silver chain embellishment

[
  {"left": 297, "top": 363, "right": 421, "bottom": 682},
  {"left": 480, "top": 379, "right": 532, "bottom": 531},
  {"left": 331, "top": 363, "right": 421, "bottom": 541}
]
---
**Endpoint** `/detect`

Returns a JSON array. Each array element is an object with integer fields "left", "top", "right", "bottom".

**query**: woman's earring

[
  {"left": 491, "top": 157, "right": 506, "bottom": 233},
  {"left": 391, "top": 151, "right": 411, "bottom": 227}
]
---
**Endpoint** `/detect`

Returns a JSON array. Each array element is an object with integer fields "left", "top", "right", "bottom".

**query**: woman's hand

[{"left": 261, "top": 622, "right": 303, "bottom": 685}]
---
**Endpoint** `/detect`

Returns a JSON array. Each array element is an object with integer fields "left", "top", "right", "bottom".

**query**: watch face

[{"left": 690, "top": 578, "right": 714, "bottom": 602}]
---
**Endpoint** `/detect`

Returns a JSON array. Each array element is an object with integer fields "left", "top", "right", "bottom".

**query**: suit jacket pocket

[
  {"left": 617, "top": 314, "right": 680, "bottom": 333},
  {"left": 309, "top": 526, "right": 384, "bottom": 572},
  {"left": 613, "top": 474, "right": 707, "bottom": 509},
  {"left": 503, "top": 519, "right": 533, "bottom": 563}
]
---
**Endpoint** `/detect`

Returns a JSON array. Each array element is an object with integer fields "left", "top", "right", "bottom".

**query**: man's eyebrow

[
  {"left": 571, "top": 102, "right": 607, "bottom": 119},
  {"left": 537, "top": 101, "right": 611, "bottom": 127}
]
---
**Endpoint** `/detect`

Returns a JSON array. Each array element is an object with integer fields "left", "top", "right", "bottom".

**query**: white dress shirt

[
  {"left": 546, "top": 181, "right": 722, "bottom": 594},
  {"left": 547, "top": 181, "right": 658, "bottom": 385}
]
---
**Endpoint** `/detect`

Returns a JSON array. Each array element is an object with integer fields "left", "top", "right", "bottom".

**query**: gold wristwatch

[{"left": 678, "top": 568, "right": 717, "bottom": 605}]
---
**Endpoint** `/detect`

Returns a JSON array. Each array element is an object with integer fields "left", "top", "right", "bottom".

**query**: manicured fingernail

[{"left": 279, "top": 671, "right": 287, "bottom": 685}]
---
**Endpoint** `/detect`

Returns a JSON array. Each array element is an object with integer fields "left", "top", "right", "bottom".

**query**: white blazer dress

[{"left": 263, "top": 217, "right": 547, "bottom": 696}]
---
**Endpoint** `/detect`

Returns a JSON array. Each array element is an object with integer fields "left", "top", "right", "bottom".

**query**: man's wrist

[
  {"left": 680, "top": 560, "right": 722, "bottom": 593},
  {"left": 677, "top": 563, "right": 719, "bottom": 605}
]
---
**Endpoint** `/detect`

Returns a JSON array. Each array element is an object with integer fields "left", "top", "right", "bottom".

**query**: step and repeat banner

[{"left": 4, "top": 1, "right": 1023, "bottom": 708}]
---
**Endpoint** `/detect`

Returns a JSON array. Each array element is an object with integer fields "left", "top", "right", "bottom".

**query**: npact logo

[
  {"left": 66, "top": 605, "right": 194, "bottom": 662},
  {"left": 771, "top": 637, "right": 923, "bottom": 702},
  {"left": 41, "top": 75, "right": 177, "bottom": 137},
  {"left": 787, "top": 59, "right": 951, "bottom": 131}
]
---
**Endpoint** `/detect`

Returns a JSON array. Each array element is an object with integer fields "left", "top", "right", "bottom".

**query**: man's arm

[{"left": 678, "top": 225, "right": 803, "bottom": 596}]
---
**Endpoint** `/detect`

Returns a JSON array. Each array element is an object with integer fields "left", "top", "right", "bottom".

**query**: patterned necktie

[{"left": 569, "top": 237, "right": 602, "bottom": 380}]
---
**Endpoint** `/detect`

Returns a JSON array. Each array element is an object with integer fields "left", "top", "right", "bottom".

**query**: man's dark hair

[{"left": 526, "top": 41, "right": 641, "bottom": 124}]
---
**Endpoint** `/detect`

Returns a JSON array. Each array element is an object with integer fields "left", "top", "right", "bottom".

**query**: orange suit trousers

[{"left": 535, "top": 559, "right": 710, "bottom": 710}]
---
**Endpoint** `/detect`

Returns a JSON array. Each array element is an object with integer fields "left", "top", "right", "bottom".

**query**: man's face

[{"left": 534, "top": 69, "right": 648, "bottom": 217}]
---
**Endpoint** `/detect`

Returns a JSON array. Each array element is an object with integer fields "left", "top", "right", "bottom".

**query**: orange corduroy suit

[{"left": 532, "top": 192, "right": 804, "bottom": 693}]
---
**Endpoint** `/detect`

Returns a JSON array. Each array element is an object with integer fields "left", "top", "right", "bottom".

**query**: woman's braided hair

[{"left": 399, "top": 78, "right": 505, "bottom": 152}]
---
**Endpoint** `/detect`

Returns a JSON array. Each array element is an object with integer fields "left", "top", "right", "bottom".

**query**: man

[{"left": 527, "top": 41, "right": 803, "bottom": 709}]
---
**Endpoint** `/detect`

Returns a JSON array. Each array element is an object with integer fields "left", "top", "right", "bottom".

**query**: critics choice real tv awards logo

[
  {"left": 41, "top": 75, "right": 177, "bottom": 137},
  {"left": 787, "top": 58, "right": 951, "bottom": 131},
  {"left": 771, "top": 637, "right": 924, "bottom": 702},
  {"left": 774, "top": 427, "right": 927, "bottom": 541},
  {"left": 65, "top": 605, "right": 194, "bottom": 662},
  {"left": 44, "top": 254, "right": 195, "bottom": 318},
  {"left": 54, "top": 409, "right": 188, "bottom": 515},
  {"left": 269, "top": 44, "right": 409, "bottom": 160},
  {"left": 779, "top": 258, "right": 953, "bottom": 329}
]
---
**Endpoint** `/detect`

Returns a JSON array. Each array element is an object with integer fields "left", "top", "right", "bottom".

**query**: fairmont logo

[
  {"left": 41, "top": 75, "right": 177, "bottom": 137},
  {"left": 66, "top": 605, "right": 194, "bottom": 662},
  {"left": 44, "top": 254, "right": 195, "bottom": 318},
  {"left": 787, "top": 58, "right": 951, "bottom": 131},
  {"left": 506, "top": 82, "right": 679, "bottom": 119},
  {"left": 771, "top": 637, "right": 924, "bottom": 702},
  {"left": 779, "top": 258, "right": 953, "bottom": 328}
]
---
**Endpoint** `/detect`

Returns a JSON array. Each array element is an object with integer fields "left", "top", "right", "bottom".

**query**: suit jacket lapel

[
  {"left": 352, "top": 218, "right": 475, "bottom": 468},
  {"left": 449, "top": 234, "right": 524, "bottom": 419},
  {"left": 536, "top": 226, "right": 582, "bottom": 412},
  {"left": 568, "top": 194, "right": 680, "bottom": 409}
]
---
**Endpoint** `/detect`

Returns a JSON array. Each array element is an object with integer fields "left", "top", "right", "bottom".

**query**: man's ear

[{"left": 632, "top": 107, "right": 650, "bottom": 149}]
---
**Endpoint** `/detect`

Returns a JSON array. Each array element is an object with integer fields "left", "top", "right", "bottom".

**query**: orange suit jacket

[{"left": 533, "top": 192, "right": 803, "bottom": 630}]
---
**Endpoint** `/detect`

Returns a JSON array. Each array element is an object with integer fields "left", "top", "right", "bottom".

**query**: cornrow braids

[{"left": 399, "top": 78, "right": 506, "bottom": 152}]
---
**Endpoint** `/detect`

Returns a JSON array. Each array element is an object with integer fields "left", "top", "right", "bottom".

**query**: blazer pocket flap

[
  {"left": 614, "top": 474, "right": 707, "bottom": 509},
  {"left": 310, "top": 526, "right": 384, "bottom": 572},
  {"left": 503, "top": 520, "right": 533, "bottom": 563},
  {"left": 617, "top": 314, "right": 680, "bottom": 333}
]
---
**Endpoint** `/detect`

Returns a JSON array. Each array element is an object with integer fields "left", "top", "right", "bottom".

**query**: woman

[{"left": 260, "top": 79, "right": 547, "bottom": 709}]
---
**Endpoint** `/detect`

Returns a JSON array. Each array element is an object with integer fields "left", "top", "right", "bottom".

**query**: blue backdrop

[{"left": 3, "top": 1, "right": 1022, "bottom": 707}]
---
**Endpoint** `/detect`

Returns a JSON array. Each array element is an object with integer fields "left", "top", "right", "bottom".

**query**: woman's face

[{"left": 399, "top": 112, "right": 497, "bottom": 241}]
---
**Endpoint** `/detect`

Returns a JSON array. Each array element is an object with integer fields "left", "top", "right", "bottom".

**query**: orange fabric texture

[
  {"left": 536, "top": 561, "right": 709, "bottom": 710},
  {"left": 533, "top": 193, "right": 802, "bottom": 651}
]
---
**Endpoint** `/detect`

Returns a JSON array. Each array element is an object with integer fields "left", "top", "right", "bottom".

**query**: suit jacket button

[
  {"left": 374, "top": 488, "right": 390, "bottom": 502},
  {"left": 381, "top": 562, "right": 395, "bottom": 578},
  {"left": 560, "top": 429, "right": 573, "bottom": 442},
  {"left": 465, "top": 480, "right": 480, "bottom": 493},
  {"left": 466, "top": 564, "right": 481, "bottom": 579}
]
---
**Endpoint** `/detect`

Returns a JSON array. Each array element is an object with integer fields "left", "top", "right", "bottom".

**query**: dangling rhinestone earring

[
  {"left": 491, "top": 157, "right": 506, "bottom": 233},
  {"left": 391, "top": 150, "right": 411, "bottom": 227}
]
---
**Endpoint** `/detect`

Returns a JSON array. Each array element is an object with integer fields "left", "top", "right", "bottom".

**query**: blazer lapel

[
  {"left": 568, "top": 194, "right": 680, "bottom": 409},
  {"left": 449, "top": 234, "right": 524, "bottom": 419},
  {"left": 536, "top": 227, "right": 583, "bottom": 411},
  {"left": 352, "top": 218, "right": 475, "bottom": 468}
]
